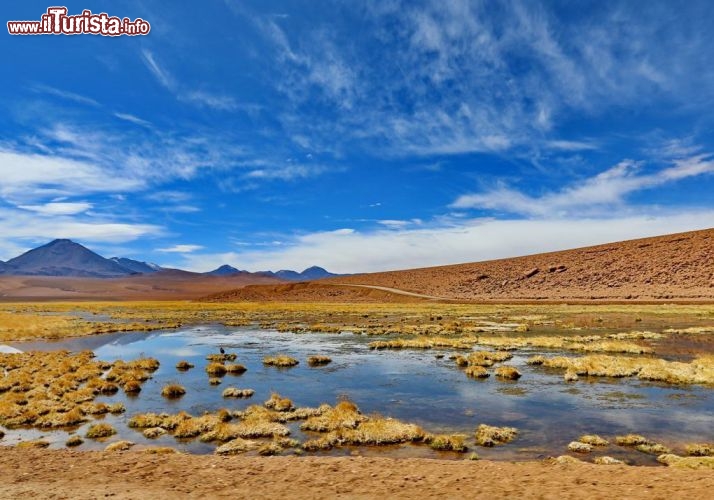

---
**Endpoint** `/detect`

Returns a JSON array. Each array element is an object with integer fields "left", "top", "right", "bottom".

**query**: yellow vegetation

[
  {"left": 222, "top": 387, "right": 254, "bottom": 398},
  {"left": 307, "top": 355, "right": 332, "bottom": 366},
  {"left": 85, "top": 423, "right": 116, "bottom": 439},
  {"left": 263, "top": 355, "right": 299, "bottom": 367},
  {"left": 475, "top": 424, "right": 518, "bottom": 447},
  {"left": 161, "top": 384, "right": 186, "bottom": 398}
]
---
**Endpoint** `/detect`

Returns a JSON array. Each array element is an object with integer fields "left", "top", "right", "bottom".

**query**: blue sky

[{"left": 2, "top": 0, "right": 714, "bottom": 273}]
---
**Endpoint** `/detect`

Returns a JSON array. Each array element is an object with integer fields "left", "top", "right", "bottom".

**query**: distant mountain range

[
  {"left": 0, "top": 239, "right": 342, "bottom": 280},
  {"left": 205, "top": 264, "right": 339, "bottom": 281}
]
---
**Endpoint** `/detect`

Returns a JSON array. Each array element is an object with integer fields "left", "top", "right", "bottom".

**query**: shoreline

[{"left": 1, "top": 448, "right": 713, "bottom": 499}]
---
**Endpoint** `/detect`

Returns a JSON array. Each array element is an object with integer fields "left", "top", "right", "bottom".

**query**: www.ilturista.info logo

[{"left": 7, "top": 7, "right": 150, "bottom": 36}]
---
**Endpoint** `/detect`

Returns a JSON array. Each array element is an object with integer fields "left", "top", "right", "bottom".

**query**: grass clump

[
  {"left": 636, "top": 443, "right": 671, "bottom": 455},
  {"left": 222, "top": 387, "right": 255, "bottom": 399},
  {"left": 464, "top": 366, "right": 490, "bottom": 379},
  {"left": 105, "top": 440, "right": 134, "bottom": 452},
  {"left": 579, "top": 434, "right": 609, "bottom": 446},
  {"left": 475, "top": 424, "right": 518, "bottom": 447},
  {"left": 215, "top": 437, "right": 257, "bottom": 455},
  {"left": 426, "top": 434, "right": 468, "bottom": 452},
  {"left": 123, "top": 380, "right": 142, "bottom": 394},
  {"left": 208, "top": 377, "right": 222, "bottom": 385},
  {"left": 206, "top": 363, "right": 227, "bottom": 376},
  {"left": 307, "top": 355, "right": 332, "bottom": 366},
  {"left": 615, "top": 434, "right": 651, "bottom": 446},
  {"left": 264, "top": 393, "right": 294, "bottom": 412},
  {"left": 657, "top": 454, "right": 714, "bottom": 469},
  {"left": 495, "top": 366, "right": 522, "bottom": 380},
  {"left": 686, "top": 443, "right": 714, "bottom": 457},
  {"left": 176, "top": 361, "right": 194, "bottom": 370},
  {"left": 206, "top": 353, "right": 237, "bottom": 362},
  {"left": 161, "top": 384, "right": 186, "bottom": 398},
  {"left": 143, "top": 427, "right": 167, "bottom": 439},
  {"left": 86, "top": 423, "right": 116, "bottom": 439},
  {"left": 567, "top": 441, "right": 592, "bottom": 453},
  {"left": 225, "top": 363, "right": 247, "bottom": 375},
  {"left": 17, "top": 440, "right": 50, "bottom": 449},
  {"left": 263, "top": 355, "right": 299, "bottom": 367},
  {"left": 593, "top": 456, "right": 625, "bottom": 465},
  {"left": 65, "top": 435, "right": 83, "bottom": 447}
]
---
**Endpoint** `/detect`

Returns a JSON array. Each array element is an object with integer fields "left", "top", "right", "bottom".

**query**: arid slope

[
  {"left": 0, "top": 271, "right": 282, "bottom": 301},
  {"left": 209, "top": 228, "right": 714, "bottom": 302}
]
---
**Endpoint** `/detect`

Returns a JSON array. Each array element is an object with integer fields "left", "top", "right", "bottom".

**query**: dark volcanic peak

[
  {"left": 266, "top": 266, "right": 340, "bottom": 281},
  {"left": 3, "top": 239, "right": 134, "bottom": 278},
  {"left": 206, "top": 264, "right": 243, "bottom": 276},
  {"left": 110, "top": 257, "right": 161, "bottom": 274},
  {"left": 299, "top": 266, "right": 337, "bottom": 280}
]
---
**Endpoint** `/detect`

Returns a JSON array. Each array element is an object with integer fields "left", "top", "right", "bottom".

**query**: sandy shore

[{"left": 0, "top": 448, "right": 712, "bottom": 499}]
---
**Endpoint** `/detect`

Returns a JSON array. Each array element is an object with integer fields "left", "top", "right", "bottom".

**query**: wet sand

[{"left": 0, "top": 448, "right": 712, "bottom": 499}]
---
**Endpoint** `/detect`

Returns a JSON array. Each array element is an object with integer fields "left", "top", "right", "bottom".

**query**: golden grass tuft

[
  {"left": 464, "top": 366, "right": 490, "bottom": 379},
  {"left": 86, "top": 423, "right": 116, "bottom": 439},
  {"left": 495, "top": 366, "right": 522, "bottom": 380},
  {"left": 686, "top": 443, "right": 714, "bottom": 457},
  {"left": 615, "top": 434, "right": 651, "bottom": 446},
  {"left": 636, "top": 443, "right": 671, "bottom": 455},
  {"left": 208, "top": 377, "right": 222, "bottom": 385},
  {"left": 205, "top": 363, "right": 227, "bottom": 376},
  {"left": 657, "top": 454, "right": 714, "bottom": 469},
  {"left": 65, "top": 435, "right": 83, "bottom": 447},
  {"left": 161, "top": 384, "right": 186, "bottom": 398},
  {"left": 225, "top": 363, "right": 247, "bottom": 375},
  {"left": 264, "top": 393, "right": 294, "bottom": 412},
  {"left": 578, "top": 434, "right": 609, "bottom": 446},
  {"left": 475, "top": 424, "right": 518, "bottom": 447},
  {"left": 175, "top": 361, "right": 194, "bottom": 370},
  {"left": 17, "top": 439, "right": 50, "bottom": 449},
  {"left": 215, "top": 437, "right": 257, "bottom": 455},
  {"left": 301, "top": 400, "right": 365, "bottom": 432},
  {"left": 206, "top": 353, "right": 237, "bottom": 362},
  {"left": 222, "top": 387, "right": 255, "bottom": 399},
  {"left": 567, "top": 441, "right": 592, "bottom": 453},
  {"left": 263, "top": 355, "right": 299, "bottom": 367},
  {"left": 143, "top": 447, "right": 177, "bottom": 454},
  {"left": 307, "top": 355, "right": 333, "bottom": 366},
  {"left": 143, "top": 427, "right": 167, "bottom": 439},
  {"left": 122, "top": 380, "right": 142, "bottom": 394},
  {"left": 593, "top": 456, "right": 625, "bottom": 465},
  {"left": 426, "top": 434, "right": 468, "bottom": 452},
  {"left": 105, "top": 440, "right": 134, "bottom": 452}
]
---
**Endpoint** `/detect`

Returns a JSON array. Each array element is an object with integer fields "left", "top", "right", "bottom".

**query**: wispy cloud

[
  {"left": 156, "top": 244, "right": 204, "bottom": 253},
  {"left": 140, "top": 50, "right": 241, "bottom": 111},
  {"left": 31, "top": 84, "right": 100, "bottom": 107},
  {"left": 17, "top": 202, "right": 93, "bottom": 216},
  {"left": 451, "top": 154, "right": 714, "bottom": 216},
  {"left": 141, "top": 49, "right": 175, "bottom": 90},
  {"left": 114, "top": 112, "right": 152, "bottom": 128}
]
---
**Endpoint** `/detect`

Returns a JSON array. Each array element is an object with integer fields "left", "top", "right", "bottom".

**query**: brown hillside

[
  {"left": 0, "top": 271, "right": 283, "bottom": 301},
  {"left": 209, "top": 228, "right": 714, "bottom": 303}
]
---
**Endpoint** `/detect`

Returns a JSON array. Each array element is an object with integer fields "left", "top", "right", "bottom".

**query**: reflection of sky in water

[{"left": 6, "top": 325, "right": 714, "bottom": 463}]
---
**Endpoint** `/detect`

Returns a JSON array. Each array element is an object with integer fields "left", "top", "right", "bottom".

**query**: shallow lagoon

[{"left": 6, "top": 324, "right": 714, "bottom": 463}]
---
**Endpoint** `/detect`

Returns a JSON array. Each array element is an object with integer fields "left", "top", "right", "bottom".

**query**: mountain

[
  {"left": 207, "top": 228, "right": 714, "bottom": 303},
  {"left": 0, "top": 260, "right": 6, "bottom": 272},
  {"left": 206, "top": 265, "right": 243, "bottom": 276},
  {"left": 110, "top": 257, "right": 162, "bottom": 274},
  {"left": 265, "top": 266, "right": 340, "bottom": 281},
  {"left": 2, "top": 239, "right": 135, "bottom": 278}
]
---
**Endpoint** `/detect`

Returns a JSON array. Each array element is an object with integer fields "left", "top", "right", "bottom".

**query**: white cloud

[
  {"left": 18, "top": 202, "right": 93, "bottom": 216},
  {"left": 0, "top": 150, "right": 143, "bottom": 201},
  {"left": 31, "top": 84, "right": 100, "bottom": 107},
  {"left": 176, "top": 212, "right": 714, "bottom": 274},
  {"left": 141, "top": 49, "right": 175, "bottom": 90},
  {"left": 182, "top": 91, "right": 238, "bottom": 111},
  {"left": 452, "top": 154, "right": 714, "bottom": 216},
  {"left": 245, "top": 164, "right": 329, "bottom": 181},
  {"left": 114, "top": 112, "right": 152, "bottom": 128},
  {"left": 156, "top": 244, "right": 204, "bottom": 253}
]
